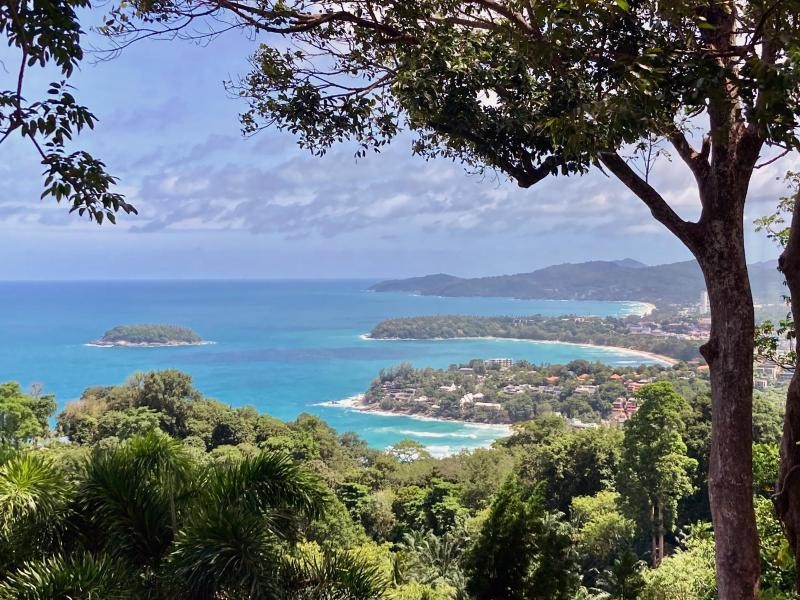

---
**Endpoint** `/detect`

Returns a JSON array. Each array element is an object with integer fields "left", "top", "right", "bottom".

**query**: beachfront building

[{"left": 459, "top": 392, "right": 485, "bottom": 406}]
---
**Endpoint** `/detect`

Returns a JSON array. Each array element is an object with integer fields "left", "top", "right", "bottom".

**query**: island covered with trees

[
  {"left": 368, "top": 315, "right": 703, "bottom": 362},
  {"left": 0, "top": 369, "right": 790, "bottom": 598},
  {"left": 89, "top": 324, "right": 206, "bottom": 347}
]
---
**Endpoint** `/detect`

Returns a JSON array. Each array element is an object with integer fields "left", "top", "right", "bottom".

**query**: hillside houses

[
  {"left": 363, "top": 357, "right": 718, "bottom": 427},
  {"left": 627, "top": 317, "right": 711, "bottom": 340},
  {"left": 754, "top": 360, "right": 793, "bottom": 390},
  {"left": 611, "top": 398, "right": 639, "bottom": 424}
]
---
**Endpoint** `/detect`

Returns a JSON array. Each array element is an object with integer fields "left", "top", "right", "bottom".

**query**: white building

[
  {"left": 699, "top": 291, "right": 710, "bottom": 315},
  {"left": 486, "top": 358, "right": 514, "bottom": 369}
]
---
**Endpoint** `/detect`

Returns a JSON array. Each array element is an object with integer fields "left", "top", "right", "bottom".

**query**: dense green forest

[
  {"left": 93, "top": 325, "right": 203, "bottom": 346},
  {"left": 0, "top": 370, "right": 791, "bottom": 598},
  {"left": 368, "top": 316, "right": 702, "bottom": 361}
]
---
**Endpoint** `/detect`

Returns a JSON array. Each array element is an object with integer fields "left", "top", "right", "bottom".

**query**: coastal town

[
  {"left": 354, "top": 354, "right": 790, "bottom": 428},
  {"left": 355, "top": 357, "right": 675, "bottom": 426},
  {"left": 354, "top": 289, "right": 793, "bottom": 428}
]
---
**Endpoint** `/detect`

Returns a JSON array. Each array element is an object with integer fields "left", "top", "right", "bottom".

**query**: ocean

[{"left": 0, "top": 280, "right": 662, "bottom": 455}]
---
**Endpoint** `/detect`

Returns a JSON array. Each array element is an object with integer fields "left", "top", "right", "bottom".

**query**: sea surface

[{"left": 0, "top": 280, "right": 662, "bottom": 455}]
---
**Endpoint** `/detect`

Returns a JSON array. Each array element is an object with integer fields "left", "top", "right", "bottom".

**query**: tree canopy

[
  {"left": 0, "top": 383, "right": 56, "bottom": 445},
  {"left": 105, "top": 0, "right": 800, "bottom": 212},
  {"left": 617, "top": 382, "right": 696, "bottom": 565}
]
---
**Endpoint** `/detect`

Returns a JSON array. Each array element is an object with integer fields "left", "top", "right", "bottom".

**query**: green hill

[{"left": 370, "top": 259, "right": 783, "bottom": 305}]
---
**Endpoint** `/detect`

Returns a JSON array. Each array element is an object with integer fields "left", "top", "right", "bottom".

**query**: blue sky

[{"left": 0, "top": 14, "right": 787, "bottom": 280}]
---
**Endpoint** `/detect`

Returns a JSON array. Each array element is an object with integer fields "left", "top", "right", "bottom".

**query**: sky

[{"left": 0, "top": 14, "right": 790, "bottom": 280}]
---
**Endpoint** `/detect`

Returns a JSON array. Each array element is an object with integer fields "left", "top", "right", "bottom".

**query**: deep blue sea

[{"left": 0, "top": 280, "right": 662, "bottom": 455}]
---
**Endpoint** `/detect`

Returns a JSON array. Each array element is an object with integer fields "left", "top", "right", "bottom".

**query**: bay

[{"left": 0, "top": 280, "right": 661, "bottom": 455}]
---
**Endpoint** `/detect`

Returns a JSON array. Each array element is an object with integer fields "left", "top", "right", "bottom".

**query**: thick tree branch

[
  {"left": 669, "top": 131, "right": 710, "bottom": 179},
  {"left": 599, "top": 151, "right": 698, "bottom": 249},
  {"left": 515, "top": 154, "right": 560, "bottom": 188}
]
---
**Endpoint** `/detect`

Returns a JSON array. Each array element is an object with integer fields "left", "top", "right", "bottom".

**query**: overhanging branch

[{"left": 599, "top": 151, "right": 698, "bottom": 249}]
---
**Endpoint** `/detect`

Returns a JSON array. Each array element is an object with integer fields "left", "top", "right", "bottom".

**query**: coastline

[
  {"left": 318, "top": 394, "right": 515, "bottom": 436},
  {"left": 640, "top": 302, "right": 657, "bottom": 316},
  {"left": 360, "top": 334, "right": 677, "bottom": 366},
  {"left": 85, "top": 340, "right": 215, "bottom": 348}
]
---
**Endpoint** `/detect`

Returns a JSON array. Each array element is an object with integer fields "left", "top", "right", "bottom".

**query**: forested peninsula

[
  {"left": 367, "top": 315, "right": 702, "bottom": 362},
  {"left": 90, "top": 324, "right": 205, "bottom": 347}
]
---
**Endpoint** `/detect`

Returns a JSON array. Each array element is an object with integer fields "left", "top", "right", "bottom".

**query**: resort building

[
  {"left": 475, "top": 401, "right": 503, "bottom": 410},
  {"left": 611, "top": 398, "right": 639, "bottom": 424},
  {"left": 486, "top": 357, "right": 514, "bottom": 369}
]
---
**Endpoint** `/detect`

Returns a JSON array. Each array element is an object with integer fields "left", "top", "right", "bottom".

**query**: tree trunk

[
  {"left": 774, "top": 193, "right": 800, "bottom": 591},
  {"left": 696, "top": 219, "right": 760, "bottom": 599},
  {"left": 656, "top": 499, "right": 665, "bottom": 566},
  {"left": 651, "top": 503, "right": 658, "bottom": 567},
  {"left": 600, "top": 125, "right": 763, "bottom": 597}
]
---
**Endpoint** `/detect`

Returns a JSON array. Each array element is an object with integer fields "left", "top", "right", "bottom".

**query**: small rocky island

[{"left": 89, "top": 324, "right": 206, "bottom": 347}]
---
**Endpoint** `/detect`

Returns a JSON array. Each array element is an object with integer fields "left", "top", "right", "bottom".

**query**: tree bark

[
  {"left": 774, "top": 193, "right": 800, "bottom": 590},
  {"left": 651, "top": 503, "right": 658, "bottom": 567},
  {"left": 696, "top": 213, "right": 760, "bottom": 600},
  {"left": 657, "top": 499, "right": 665, "bottom": 566},
  {"left": 604, "top": 151, "right": 762, "bottom": 596}
]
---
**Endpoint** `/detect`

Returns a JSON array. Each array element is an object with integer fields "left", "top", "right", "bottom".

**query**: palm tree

[
  {"left": 279, "top": 551, "right": 389, "bottom": 599},
  {"left": 0, "top": 451, "right": 74, "bottom": 572},
  {"left": 169, "top": 445, "right": 330, "bottom": 598},
  {"left": 0, "top": 433, "right": 388, "bottom": 599},
  {"left": 397, "top": 529, "right": 467, "bottom": 589},
  {"left": 0, "top": 553, "right": 138, "bottom": 600}
]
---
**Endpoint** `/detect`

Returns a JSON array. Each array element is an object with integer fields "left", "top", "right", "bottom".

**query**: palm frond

[
  {"left": 122, "top": 433, "right": 195, "bottom": 490},
  {"left": 0, "top": 453, "right": 74, "bottom": 567},
  {"left": 205, "top": 451, "right": 330, "bottom": 522},
  {"left": 280, "top": 550, "right": 389, "bottom": 600},
  {"left": 78, "top": 434, "right": 192, "bottom": 568},
  {"left": 0, "top": 553, "right": 140, "bottom": 599},
  {"left": 169, "top": 504, "right": 283, "bottom": 600}
]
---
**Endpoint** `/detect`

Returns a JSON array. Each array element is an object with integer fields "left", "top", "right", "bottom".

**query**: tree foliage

[
  {"left": 4, "top": 369, "right": 800, "bottom": 596},
  {"left": 0, "top": 432, "right": 386, "bottom": 599},
  {"left": 465, "top": 477, "right": 580, "bottom": 600},
  {"left": 0, "top": 383, "right": 56, "bottom": 444},
  {"left": 1, "top": 0, "right": 136, "bottom": 222},
  {"left": 617, "top": 382, "right": 696, "bottom": 564}
]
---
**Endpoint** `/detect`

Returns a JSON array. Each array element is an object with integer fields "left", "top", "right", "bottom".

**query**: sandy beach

[
  {"left": 318, "top": 394, "right": 515, "bottom": 435},
  {"left": 361, "top": 334, "right": 677, "bottom": 366},
  {"left": 640, "top": 302, "right": 657, "bottom": 316},
  {"left": 85, "top": 340, "right": 216, "bottom": 348}
]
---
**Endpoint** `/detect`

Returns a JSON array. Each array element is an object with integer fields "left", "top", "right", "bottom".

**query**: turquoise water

[{"left": 0, "top": 280, "right": 660, "bottom": 455}]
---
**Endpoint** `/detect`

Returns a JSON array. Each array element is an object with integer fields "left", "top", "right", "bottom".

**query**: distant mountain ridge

[{"left": 370, "top": 259, "right": 783, "bottom": 305}]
